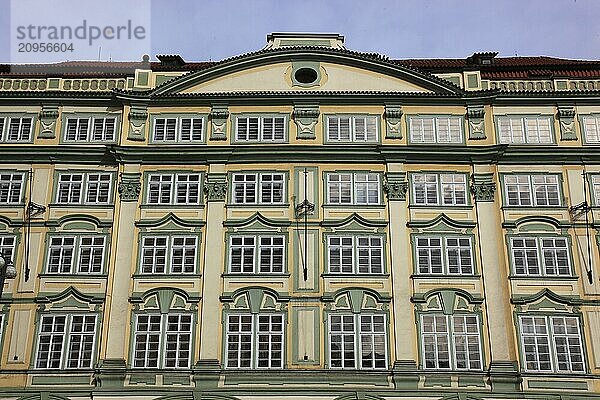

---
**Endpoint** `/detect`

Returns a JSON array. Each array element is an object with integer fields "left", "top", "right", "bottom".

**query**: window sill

[
  {"left": 226, "top": 203, "right": 290, "bottom": 208},
  {"left": 322, "top": 273, "right": 390, "bottom": 278},
  {"left": 501, "top": 206, "right": 566, "bottom": 211},
  {"left": 39, "top": 274, "right": 108, "bottom": 278},
  {"left": 132, "top": 273, "right": 201, "bottom": 278},
  {"left": 509, "top": 275, "right": 578, "bottom": 281},
  {"left": 223, "top": 273, "right": 290, "bottom": 278},
  {"left": 408, "top": 204, "right": 472, "bottom": 209},
  {"left": 140, "top": 204, "right": 205, "bottom": 209},
  {"left": 322, "top": 204, "right": 385, "bottom": 208},
  {"left": 0, "top": 204, "right": 25, "bottom": 208},
  {"left": 49, "top": 203, "right": 115, "bottom": 208},
  {"left": 411, "top": 274, "right": 481, "bottom": 279}
]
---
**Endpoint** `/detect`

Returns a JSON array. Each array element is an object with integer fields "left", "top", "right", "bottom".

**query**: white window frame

[
  {"left": 519, "top": 315, "right": 585, "bottom": 373},
  {"left": 46, "top": 235, "right": 107, "bottom": 274},
  {"left": 0, "top": 172, "right": 25, "bottom": 204},
  {"left": 497, "top": 116, "right": 554, "bottom": 144},
  {"left": 409, "top": 116, "right": 463, "bottom": 144},
  {"left": 510, "top": 236, "right": 572, "bottom": 277},
  {"left": 56, "top": 172, "right": 113, "bottom": 205},
  {"left": 326, "top": 172, "right": 381, "bottom": 205},
  {"left": 152, "top": 116, "right": 204, "bottom": 143},
  {"left": 231, "top": 172, "right": 285, "bottom": 205},
  {"left": 421, "top": 313, "right": 483, "bottom": 371},
  {"left": 415, "top": 235, "right": 474, "bottom": 275},
  {"left": 35, "top": 314, "right": 97, "bottom": 370},
  {"left": 228, "top": 235, "right": 285, "bottom": 274},
  {"left": 326, "top": 115, "right": 379, "bottom": 142},
  {"left": 140, "top": 235, "right": 198, "bottom": 274},
  {"left": 412, "top": 173, "right": 468, "bottom": 206},
  {"left": 591, "top": 175, "right": 600, "bottom": 205},
  {"left": 235, "top": 115, "right": 286, "bottom": 142},
  {"left": 582, "top": 115, "right": 600, "bottom": 144},
  {"left": 63, "top": 116, "right": 117, "bottom": 142},
  {"left": 503, "top": 174, "right": 562, "bottom": 207},
  {"left": 0, "top": 235, "right": 16, "bottom": 263},
  {"left": 0, "top": 115, "right": 34, "bottom": 142},
  {"left": 132, "top": 313, "right": 193, "bottom": 369},
  {"left": 328, "top": 313, "right": 388, "bottom": 370},
  {"left": 326, "top": 235, "right": 384, "bottom": 274},
  {"left": 146, "top": 173, "right": 202, "bottom": 205},
  {"left": 225, "top": 313, "right": 285, "bottom": 369}
]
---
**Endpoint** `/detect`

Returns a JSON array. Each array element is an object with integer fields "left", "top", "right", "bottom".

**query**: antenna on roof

[{"left": 98, "top": 46, "right": 102, "bottom": 61}]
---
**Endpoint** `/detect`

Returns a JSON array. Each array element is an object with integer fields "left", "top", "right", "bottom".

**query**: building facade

[{"left": 0, "top": 33, "right": 600, "bottom": 399}]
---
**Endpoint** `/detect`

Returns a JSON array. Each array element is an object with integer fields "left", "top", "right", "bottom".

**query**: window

[
  {"left": 412, "top": 173, "right": 468, "bottom": 206},
  {"left": 503, "top": 174, "right": 561, "bottom": 206},
  {"left": 235, "top": 116, "right": 286, "bottom": 142},
  {"left": 46, "top": 235, "right": 106, "bottom": 274},
  {"left": 132, "top": 313, "right": 192, "bottom": 368},
  {"left": 421, "top": 314, "right": 482, "bottom": 370},
  {"left": 140, "top": 235, "right": 198, "bottom": 274},
  {"left": 231, "top": 173, "right": 285, "bottom": 205},
  {"left": 64, "top": 116, "right": 117, "bottom": 142},
  {"left": 0, "top": 235, "right": 16, "bottom": 262},
  {"left": 35, "top": 314, "right": 97, "bottom": 369},
  {"left": 152, "top": 116, "right": 204, "bottom": 143},
  {"left": 326, "top": 173, "right": 380, "bottom": 205},
  {"left": 519, "top": 315, "right": 585, "bottom": 373},
  {"left": 56, "top": 172, "right": 113, "bottom": 205},
  {"left": 409, "top": 116, "right": 463, "bottom": 144},
  {"left": 228, "top": 235, "right": 285, "bottom": 274},
  {"left": 328, "top": 314, "right": 387, "bottom": 369},
  {"left": 497, "top": 116, "right": 553, "bottom": 144},
  {"left": 0, "top": 172, "right": 24, "bottom": 204},
  {"left": 327, "top": 236, "right": 384, "bottom": 274},
  {"left": 226, "top": 313, "right": 284, "bottom": 369},
  {"left": 326, "top": 115, "right": 378, "bottom": 142},
  {"left": 146, "top": 173, "right": 202, "bottom": 205},
  {"left": 581, "top": 115, "right": 600, "bottom": 144},
  {"left": 415, "top": 236, "right": 474, "bottom": 275},
  {"left": 510, "top": 236, "right": 571, "bottom": 277},
  {"left": 0, "top": 116, "right": 33, "bottom": 142},
  {"left": 592, "top": 175, "right": 600, "bottom": 205}
]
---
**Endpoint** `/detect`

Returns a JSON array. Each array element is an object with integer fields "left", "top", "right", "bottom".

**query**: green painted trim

[
  {"left": 322, "top": 232, "right": 388, "bottom": 275},
  {"left": 231, "top": 113, "right": 290, "bottom": 144},
  {"left": 0, "top": 112, "right": 38, "bottom": 143},
  {"left": 408, "top": 171, "right": 472, "bottom": 207},
  {"left": 407, "top": 213, "right": 476, "bottom": 230},
  {"left": 290, "top": 306, "right": 320, "bottom": 365},
  {"left": 135, "top": 231, "right": 203, "bottom": 275},
  {"left": 320, "top": 212, "right": 388, "bottom": 229},
  {"left": 141, "top": 170, "right": 205, "bottom": 206},
  {"left": 135, "top": 212, "right": 206, "bottom": 229},
  {"left": 292, "top": 228, "right": 320, "bottom": 293},
  {"left": 291, "top": 61, "right": 322, "bottom": 88},
  {"left": 223, "top": 230, "right": 289, "bottom": 274},
  {"left": 59, "top": 112, "right": 121, "bottom": 144},
  {"left": 50, "top": 169, "right": 117, "bottom": 206},
  {"left": 227, "top": 170, "right": 289, "bottom": 206},
  {"left": 323, "top": 170, "right": 384, "bottom": 206},
  {"left": 222, "top": 212, "right": 291, "bottom": 228},
  {"left": 148, "top": 112, "right": 208, "bottom": 144},
  {"left": 41, "top": 232, "right": 111, "bottom": 275},
  {"left": 410, "top": 232, "right": 478, "bottom": 276},
  {"left": 322, "top": 114, "right": 382, "bottom": 145},
  {"left": 577, "top": 113, "right": 600, "bottom": 146},
  {"left": 499, "top": 172, "right": 566, "bottom": 208},
  {"left": 493, "top": 114, "right": 557, "bottom": 145},
  {"left": 406, "top": 114, "right": 466, "bottom": 145},
  {"left": 293, "top": 166, "right": 319, "bottom": 220},
  {"left": 0, "top": 169, "right": 28, "bottom": 206},
  {"left": 505, "top": 233, "right": 576, "bottom": 278}
]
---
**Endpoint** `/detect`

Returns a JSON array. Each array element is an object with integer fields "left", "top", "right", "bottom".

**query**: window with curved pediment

[
  {"left": 325, "top": 289, "right": 389, "bottom": 370},
  {"left": 222, "top": 288, "right": 288, "bottom": 369}
]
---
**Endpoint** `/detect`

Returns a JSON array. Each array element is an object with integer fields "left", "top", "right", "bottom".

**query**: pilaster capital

[
  {"left": 118, "top": 172, "right": 141, "bottom": 202},
  {"left": 384, "top": 171, "right": 408, "bottom": 201},
  {"left": 471, "top": 172, "right": 496, "bottom": 202},
  {"left": 204, "top": 173, "right": 227, "bottom": 202}
]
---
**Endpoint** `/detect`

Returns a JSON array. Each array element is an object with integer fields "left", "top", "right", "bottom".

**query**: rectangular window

[
  {"left": 592, "top": 176, "right": 600, "bottom": 205},
  {"left": 327, "top": 236, "right": 384, "bottom": 274},
  {"left": 64, "top": 116, "right": 117, "bottom": 142},
  {"left": 421, "top": 314, "right": 482, "bottom": 370},
  {"left": 46, "top": 235, "right": 106, "bottom": 274},
  {"left": 132, "top": 313, "right": 192, "bottom": 368},
  {"left": 56, "top": 172, "right": 113, "bottom": 205},
  {"left": 503, "top": 174, "right": 561, "bottom": 206},
  {"left": 226, "top": 313, "right": 284, "bottom": 369},
  {"left": 235, "top": 116, "right": 286, "bottom": 142},
  {"left": 0, "top": 172, "right": 24, "bottom": 204},
  {"left": 35, "top": 314, "right": 97, "bottom": 369},
  {"left": 229, "top": 235, "right": 285, "bottom": 274},
  {"left": 326, "top": 115, "right": 378, "bottom": 142},
  {"left": 328, "top": 314, "right": 387, "bottom": 370},
  {"left": 498, "top": 116, "right": 553, "bottom": 144},
  {"left": 511, "top": 236, "right": 571, "bottom": 276},
  {"left": 409, "top": 116, "right": 463, "bottom": 144},
  {"left": 232, "top": 173, "right": 285, "bottom": 205},
  {"left": 140, "top": 235, "right": 197, "bottom": 274},
  {"left": 412, "top": 173, "right": 468, "bottom": 206},
  {"left": 327, "top": 172, "right": 380, "bottom": 205},
  {"left": 0, "top": 235, "right": 16, "bottom": 262},
  {"left": 415, "top": 236, "right": 474, "bottom": 275},
  {"left": 0, "top": 116, "right": 33, "bottom": 142},
  {"left": 519, "top": 315, "right": 585, "bottom": 373},
  {"left": 152, "top": 116, "right": 204, "bottom": 143},
  {"left": 146, "top": 173, "right": 202, "bottom": 205},
  {"left": 582, "top": 115, "right": 600, "bottom": 144}
]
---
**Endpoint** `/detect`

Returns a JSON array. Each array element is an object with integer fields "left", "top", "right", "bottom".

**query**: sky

[{"left": 0, "top": 0, "right": 599, "bottom": 63}]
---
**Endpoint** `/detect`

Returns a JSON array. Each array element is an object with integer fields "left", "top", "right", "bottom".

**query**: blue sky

[{"left": 1, "top": 0, "right": 599, "bottom": 63}]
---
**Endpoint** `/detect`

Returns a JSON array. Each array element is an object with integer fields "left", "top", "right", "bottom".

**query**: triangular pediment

[{"left": 152, "top": 48, "right": 461, "bottom": 96}]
